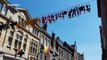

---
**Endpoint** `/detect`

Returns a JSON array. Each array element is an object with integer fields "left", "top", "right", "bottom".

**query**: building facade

[
  {"left": 39, "top": 28, "right": 51, "bottom": 60},
  {"left": 77, "top": 53, "right": 84, "bottom": 60},
  {"left": 0, "top": 0, "right": 40, "bottom": 60},
  {"left": 56, "top": 37, "right": 84, "bottom": 60},
  {"left": 0, "top": 0, "right": 84, "bottom": 60},
  {"left": 97, "top": 0, "right": 107, "bottom": 60},
  {"left": 56, "top": 38, "right": 73, "bottom": 60}
]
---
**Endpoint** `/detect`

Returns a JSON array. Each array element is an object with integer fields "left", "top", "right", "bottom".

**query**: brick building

[{"left": 97, "top": 0, "right": 107, "bottom": 60}]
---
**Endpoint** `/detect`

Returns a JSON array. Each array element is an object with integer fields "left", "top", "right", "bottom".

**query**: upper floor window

[
  {"left": 23, "top": 35, "right": 28, "bottom": 51},
  {"left": 30, "top": 40, "right": 38, "bottom": 55},
  {"left": 67, "top": 53, "right": 69, "bottom": 60},
  {"left": 14, "top": 33, "right": 22, "bottom": 49},
  {"left": 18, "top": 15, "right": 21, "bottom": 23},
  {"left": 9, "top": 9, "right": 15, "bottom": 20},
  {"left": 10, "top": 9, "right": 14, "bottom": 15},
  {"left": 64, "top": 51, "right": 67, "bottom": 59},
  {"left": 32, "top": 27, "right": 40, "bottom": 37},
  {"left": 47, "top": 40, "right": 50, "bottom": 47},
  {"left": 0, "top": 2, "right": 3, "bottom": 12},
  {"left": 32, "top": 27, "right": 37, "bottom": 36},
  {"left": 37, "top": 30, "right": 40, "bottom": 38},
  {"left": 7, "top": 30, "right": 14, "bottom": 47},
  {"left": 18, "top": 16, "right": 26, "bottom": 28},
  {"left": 2, "top": 4, "right": 7, "bottom": 15},
  {"left": 41, "top": 35, "right": 44, "bottom": 44},
  {"left": 59, "top": 48, "right": 63, "bottom": 57},
  {"left": 61, "top": 51, "right": 63, "bottom": 57},
  {"left": 44, "top": 38, "right": 47, "bottom": 46},
  {"left": 68, "top": 54, "right": 72, "bottom": 60},
  {"left": 58, "top": 48, "right": 61, "bottom": 56}
]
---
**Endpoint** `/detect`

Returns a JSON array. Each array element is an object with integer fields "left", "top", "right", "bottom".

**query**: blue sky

[{"left": 8, "top": 0, "right": 101, "bottom": 60}]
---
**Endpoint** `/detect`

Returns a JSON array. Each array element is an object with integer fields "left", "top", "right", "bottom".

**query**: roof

[{"left": 15, "top": 7, "right": 32, "bottom": 20}]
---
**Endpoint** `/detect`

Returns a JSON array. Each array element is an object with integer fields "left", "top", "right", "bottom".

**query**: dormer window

[
  {"left": 21, "top": 18, "right": 25, "bottom": 27},
  {"left": 17, "top": 15, "right": 27, "bottom": 28}
]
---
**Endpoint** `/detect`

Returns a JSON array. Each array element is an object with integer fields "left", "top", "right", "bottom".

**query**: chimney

[
  {"left": 51, "top": 32, "right": 55, "bottom": 49},
  {"left": 52, "top": 32, "right": 55, "bottom": 38},
  {"left": 56, "top": 36, "right": 60, "bottom": 40},
  {"left": 42, "top": 23, "right": 47, "bottom": 31}
]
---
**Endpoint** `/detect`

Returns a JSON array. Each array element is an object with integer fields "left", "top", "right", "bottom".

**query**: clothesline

[{"left": 37, "top": 0, "right": 95, "bottom": 18}]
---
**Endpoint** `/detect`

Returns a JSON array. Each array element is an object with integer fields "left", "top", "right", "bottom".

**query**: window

[
  {"left": 61, "top": 49, "right": 63, "bottom": 57},
  {"left": 41, "top": 36, "right": 44, "bottom": 44},
  {"left": 32, "top": 27, "right": 37, "bottom": 36},
  {"left": 37, "top": 30, "right": 40, "bottom": 37},
  {"left": 32, "top": 27, "right": 40, "bottom": 37},
  {"left": 9, "top": 9, "right": 14, "bottom": 20},
  {"left": 30, "top": 40, "right": 38, "bottom": 55},
  {"left": 18, "top": 16, "right": 26, "bottom": 28},
  {"left": 44, "top": 38, "right": 47, "bottom": 46},
  {"left": 21, "top": 18, "right": 25, "bottom": 27},
  {"left": 59, "top": 48, "right": 63, "bottom": 57},
  {"left": 2, "top": 4, "right": 7, "bottom": 15},
  {"left": 69, "top": 54, "right": 72, "bottom": 60},
  {"left": 67, "top": 53, "right": 69, "bottom": 60},
  {"left": 18, "top": 15, "right": 21, "bottom": 23},
  {"left": 64, "top": 51, "right": 67, "bottom": 59},
  {"left": 23, "top": 37, "right": 27, "bottom": 51},
  {"left": 59, "top": 48, "right": 61, "bottom": 56},
  {"left": 47, "top": 40, "right": 50, "bottom": 47},
  {"left": 18, "top": 15, "right": 21, "bottom": 21},
  {"left": 32, "top": 27, "right": 34, "bottom": 34},
  {"left": 14, "top": 33, "right": 22, "bottom": 49},
  {"left": 0, "top": 2, "right": 3, "bottom": 12},
  {"left": 7, "top": 31, "right": 14, "bottom": 47}
]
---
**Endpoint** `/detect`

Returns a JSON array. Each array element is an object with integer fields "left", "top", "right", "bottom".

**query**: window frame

[
  {"left": 14, "top": 33, "right": 23, "bottom": 49},
  {"left": 0, "top": 2, "right": 3, "bottom": 12},
  {"left": 41, "top": 35, "right": 44, "bottom": 44},
  {"left": 1, "top": 4, "right": 7, "bottom": 15},
  {"left": 8, "top": 8, "right": 15, "bottom": 20},
  {"left": 30, "top": 40, "right": 38, "bottom": 55},
  {"left": 7, "top": 30, "right": 14, "bottom": 47}
]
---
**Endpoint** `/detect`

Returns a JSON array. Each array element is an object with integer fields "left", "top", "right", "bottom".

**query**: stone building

[
  {"left": 77, "top": 53, "right": 84, "bottom": 60},
  {"left": 0, "top": 0, "right": 84, "bottom": 60},
  {"left": 0, "top": 0, "right": 40, "bottom": 60},
  {"left": 56, "top": 37, "right": 84, "bottom": 60}
]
